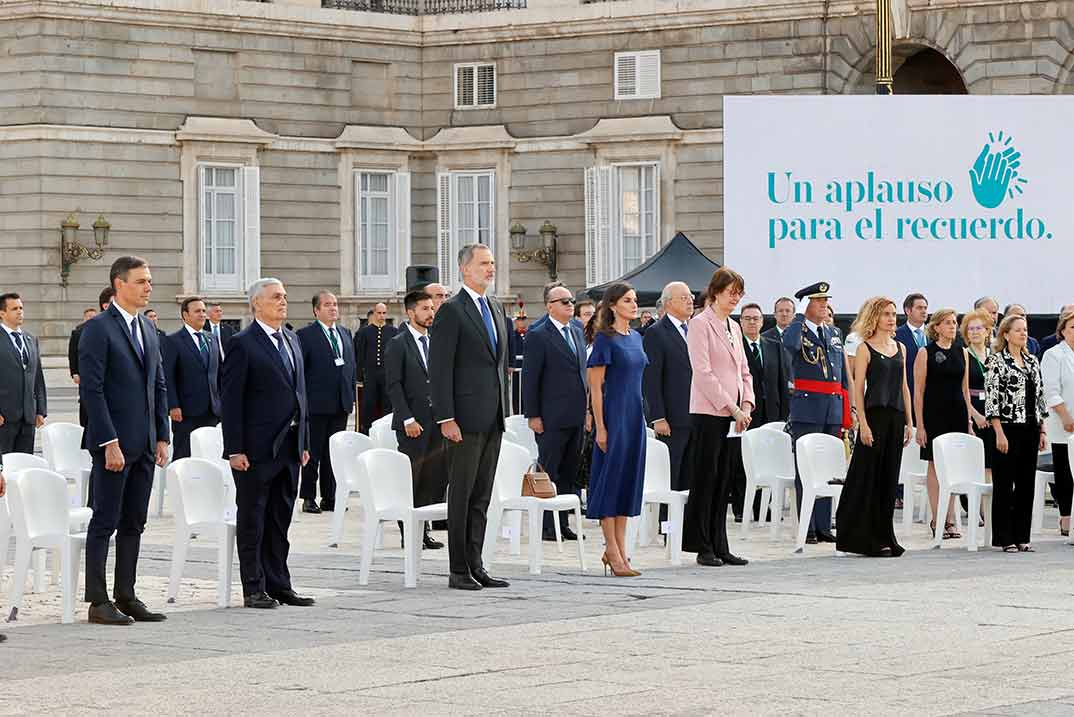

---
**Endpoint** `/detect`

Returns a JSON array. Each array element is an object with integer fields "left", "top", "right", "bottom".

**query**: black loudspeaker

[{"left": 405, "top": 265, "right": 439, "bottom": 292}]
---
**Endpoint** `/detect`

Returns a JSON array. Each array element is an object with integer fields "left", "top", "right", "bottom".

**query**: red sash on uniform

[{"left": 793, "top": 379, "right": 852, "bottom": 430}]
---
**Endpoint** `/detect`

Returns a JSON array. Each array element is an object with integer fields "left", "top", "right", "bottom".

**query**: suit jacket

[
  {"left": 1039, "top": 333, "right": 1060, "bottom": 359},
  {"left": 221, "top": 323, "right": 310, "bottom": 463},
  {"left": 642, "top": 315, "right": 693, "bottom": 428},
  {"left": 894, "top": 323, "right": 924, "bottom": 401},
  {"left": 162, "top": 327, "right": 222, "bottom": 419},
  {"left": 0, "top": 327, "right": 47, "bottom": 424},
  {"left": 297, "top": 322, "right": 356, "bottom": 416},
  {"left": 429, "top": 290, "right": 510, "bottom": 433},
  {"left": 354, "top": 323, "right": 399, "bottom": 381},
  {"left": 385, "top": 329, "right": 434, "bottom": 432},
  {"left": 68, "top": 323, "right": 85, "bottom": 377},
  {"left": 743, "top": 332, "right": 792, "bottom": 424},
  {"left": 78, "top": 305, "right": 169, "bottom": 457},
  {"left": 203, "top": 321, "right": 236, "bottom": 355},
  {"left": 521, "top": 319, "right": 587, "bottom": 430},
  {"left": 686, "top": 309, "right": 755, "bottom": 417}
]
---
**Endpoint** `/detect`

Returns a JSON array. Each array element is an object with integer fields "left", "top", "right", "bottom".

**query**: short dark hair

[
  {"left": 0, "top": 292, "right": 20, "bottom": 311},
  {"left": 773, "top": 297, "right": 795, "bottom": 310},
  {"left": 312, "top": 290, "right": 336, "bottom": 311},
  {"left": 740, "top": 303, "right": 763, "bottom": 316},
  {"left": 180, "top": 296, "right": 204, "bottom": 316},
  {"left": 366, "top": 309, "right": 374, "bottom": 318},
  {"left": 109, "top": 256, "right": 148, "bottom": 291},
  {"left": 404, "top": 290, "right": 432, "bottom": 312},
  {"left": 574, "top": 299, "right": 595, "bottom": 317},
  {"left": 542, "top": 281, "right": 566, "bottom": 304},
  {"left": 143, "top": 309, "right": 156, "bottom": 317},
  {"left": 98, "top": 287, "right": 115, "bottom": 310},
  {"left": 703, "top": 267, "right": 745, "bottom": 305},
  {"left": 903, "top": 293, "right": 927, "bottom": 312}
]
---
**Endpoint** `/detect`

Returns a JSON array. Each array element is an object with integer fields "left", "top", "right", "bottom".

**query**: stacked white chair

[
  {"left": 190, "top": 425, "right": 225, "bottom": 463},
  {"left": 1069, "top": 435, "right": 1074, "bottom": 546},
  {"left": 627, "top": 438, "right": 689, "bottom": 565},
  {"left": 505, "top": 414, "right": 529, "bottom": 436},
  {"left": 370, "top": 414, "right": 398, "bottom": 450},
  {"left": 41, "top": 422, "right": 91, "bottom": 507},
  {"left": 356, "top": 449, "right": 446, "bottom": 588},
  {"left": 763, "top": 421, "right": 786, "bottom": 433},
  {"left": 645, "top": 427, "right": 656, "bottom": 440},
  {"left": 165, "top": 458, "right": 236, "bottom": 607},
  {"left": 898, "top": 434, "right": 930, "bottom": 532},
  {"left": 482, "top": 441, "right": 585, "bottom": 575},
  {"left": 1032, "top": 467, "right": 1055, "bottom": 535},
  {"left": 327, "top": 430, "right": 376, "bottom": 547},
  {"left": 793, "top": 433, "right": 847, "bottom": 553},
  {"left": 4, "top": 469, "right": 87, "bottom": 624},
  {"left": 932, "top": 432, "right": 992, "bottom": 551},
  {"left": 740, "top": 427, "right": 798, "bottom": 540},
  {"left": 151, "top": 440, "right": 174, "bottom": 517}
]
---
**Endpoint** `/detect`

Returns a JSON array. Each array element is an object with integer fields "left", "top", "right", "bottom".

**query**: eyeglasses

[{"left": 550, "top": 298, "right": 575, "bottom": 306}]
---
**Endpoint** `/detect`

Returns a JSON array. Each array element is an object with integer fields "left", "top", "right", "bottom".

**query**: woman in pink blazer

[{"left": 683, "top": 267, "right": 755, "bottom": 567}]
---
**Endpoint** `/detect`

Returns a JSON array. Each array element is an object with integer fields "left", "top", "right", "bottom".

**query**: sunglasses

[{"left": 550, "top": 298, "right": 576, "bottom": 306}]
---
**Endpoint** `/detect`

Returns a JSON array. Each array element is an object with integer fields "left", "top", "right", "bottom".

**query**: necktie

[
  {"left": 562, "top": 326, "right": 577, "bottom": 355},
  {"left": 681, "top": 322, "right": 689, "bottom": 338},
  {"left": 130, "top": 318, "right": 144, "bottom": 362},
  {"left": 273, "top": 331, "right": 294, "bottom": 383},
  {"left": 328, "top": 326, "right": 341, "bottom": 358},
  {"left": 478, "top": 296, "right": 498, "bottom": 353},
  {"left": 12, "top": 331, "right": 27, "bottom": 368},
  {"left": 749, "top": 341, "right": 761, "bottom": 366},
  {"left": 419, "top": 334, "right": 429, "bottom": 368},
  {"left": 196, "top": 331, "right": 209, "bottom": 366},
  {"left": 914, "top": 328, "right": 925, "bottom": 348}
]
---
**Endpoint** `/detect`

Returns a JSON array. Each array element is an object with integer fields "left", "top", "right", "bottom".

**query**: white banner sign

[{"left": 724, "top": 96, "right": 1073, "bottom": 314}]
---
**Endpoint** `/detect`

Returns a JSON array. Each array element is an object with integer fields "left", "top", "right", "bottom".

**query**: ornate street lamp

[{"left": 60, "top": 213, "right": 110, "bottom": 287}]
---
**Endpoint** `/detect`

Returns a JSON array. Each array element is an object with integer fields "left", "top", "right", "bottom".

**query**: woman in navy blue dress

[{"left": 586, "top": 282, "right": 648, "bottom": 577}]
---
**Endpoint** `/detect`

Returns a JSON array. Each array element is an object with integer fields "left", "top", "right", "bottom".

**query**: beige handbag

[{"left": 521, "top": 461, "right": 557, "bottom": 499}]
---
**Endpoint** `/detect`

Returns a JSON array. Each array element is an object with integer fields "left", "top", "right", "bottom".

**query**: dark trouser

[
  {"left": 1050, "top": 442, "right": 1073, "bottom": 519},
  {"left": 359, "top": 373, "right": 390, "bottom": 434},
  {"left": 0, "top": 419, "right": 35, "bottom": 457},
  {"left": 446, "top": 430, "right": 502, "bottom": 576},
  {"left": 789, "top": 421, "right": 839, "bottom": 537},
  {"left": 233, "top": 430, "right": 299, "bottom": 597},
  {"left": 170, "top": 412, "right": 219, "bottom": 461},
  {"left": 536, "top": 424, "right": 583, "bottom": 534},
  {"left": 683, "top": 414, "right": 735, "bottom": 558},
  {"left": 396, "top": 425, "right": 448, "bottom": 543},
  {"left": 991, "top": 422, "right": 1038, "bottom": 547},
  {"left": 301, "top": 412, "right": 348, "bottom": 501},
  {"left": 84, "top": 452, "right": 154, "bottom": 605},
  {"left": 727, "top": 436, "right": 747, "bottom": 518}
]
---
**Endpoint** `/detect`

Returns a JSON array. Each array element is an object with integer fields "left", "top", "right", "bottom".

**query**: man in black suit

[
  {"left": 430, "top": 244, "right": 511, "bottom": 591},
  {"left": 762, "top": 296, "right": 795, "bottom": 344},
  {"left": 523, "top": 283, "right": 588, "bottom": 541},
  {"left": 643, "top": 282, "right": 696, "bottom": 493},
  {"left": 221, "top": 278, "right": 314, "bottom": 610},
  {"left": 70, "top": 288, "right": 114, "bottom": 441},
  {"left": 203, "top": 302, "right": 236, "bottom": 359},
  {"left": 354, "top": 302, "right": 398, "bottom": 433},
  {"left": 144, "top": 309, "right": 166, "bottom": 341},
  {"left": 385, "top": 290, "right": 445, "bottom": 550},
  {"left": 79, "top": 256, "right": 170, "bottom": 625},
  {"left": 0, "top": 468, "right": 5, "bottom": 640},
  {"left": 0, "top": 293, "right": 47, "bottom": 458},
  {"left": 296, "top": 290, "right": 355, "bottom": 514},
  {"left": 161, "top": 297, "right": 221, "bottom": 461}
]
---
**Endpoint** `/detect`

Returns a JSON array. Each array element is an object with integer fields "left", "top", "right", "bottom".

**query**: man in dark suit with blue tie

[
  {"left": 162, "top": 297, "right": 221, "bottom": 461},
  {"left": 296, "top": 291, "right": 356, "bottom": 514},
  {"left": 523, "top": 283, "right": 588, "bottom": 541},
  {"left": 0, "top": 293, "right": 47, "bottom": 459},
  {"left": 894, "top": 293, "right": 929, "bottom": 421},
  {"left": 221, "top": 278, "right": 314, "bottom": 610},
  {"left": 79, "top": 256, "right": 170, "bottom": 625}
]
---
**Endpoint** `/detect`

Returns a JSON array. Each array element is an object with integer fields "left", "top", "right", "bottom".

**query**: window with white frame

[
  {"left": 454, "top": 63, "right": 496, "bottom": 109},
  {"left": 437, "top": 169, "right": 496, "bottom": 289},
  {"left": 198, "top": 164, "right": 260, "bottom": 292},
  {"left": 355, "top": 170, "right": 411, "bottom": 292},
  {"left": 584, "top": 163, "right": 660, "bottom": 286},
  {"left": 614, "top": 50, "right": 661, "bottom": 100}
]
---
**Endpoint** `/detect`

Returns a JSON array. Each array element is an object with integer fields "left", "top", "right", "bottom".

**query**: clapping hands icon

[{"left": 969, "top": 131, "right": 1027, "bottom": 209}]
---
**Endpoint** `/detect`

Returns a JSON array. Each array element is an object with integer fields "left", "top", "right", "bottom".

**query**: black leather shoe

[
  {"left": 88, "top": 602, "right": 135, "bottom": 625},
  {"left": 320, "top": 500, "right": 335, "bottom": 512},
  {"left": 816, "top": 531, "right": 838, "bottom": 543},
  {"left": 448, "top": 573, "right": 482, "bottom": 590},
  {"left": 471, "top": 569, "right": 509, "bottom": 588},
  {"left": 302, "top": 499, "right": 321, "bottom": 514},
  {"left": 719, "top": 554, "right": 749, "bottom": 566},
  {"left": 423, "top": 533, "right": 444, "bottom": 550},
  {"left": 806, "top": 534, "right": 819, "bottom": 545},
  {"left": 560, "top": 526, "right": 578, "bottom": 541},
  {"left": 243, "top": 592, "right": 279, "bottom": 609},
  {"left": 270, "top": 589, "right": 315, "bottom": 607},
  {"left": 696, "top": 553, "right": 724, "bottom": 567},
  {"left": 116, "top": 599, "right": 167, "bottom": 622}
]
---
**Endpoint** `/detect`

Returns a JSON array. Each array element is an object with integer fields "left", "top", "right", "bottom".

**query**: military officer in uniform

[
  {"left": 782, "top": 281, "right": 853, "bottom": 547},
  {"left": 509, "top": 311, "right": 528, "bottom": 414},
  {"left": 354, "top": 302, "right": 398, "bottom": 434}
]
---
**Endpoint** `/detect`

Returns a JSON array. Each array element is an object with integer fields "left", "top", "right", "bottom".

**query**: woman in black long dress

[{"left": 836, "top": 297, "right": 914, "bottom": 557}]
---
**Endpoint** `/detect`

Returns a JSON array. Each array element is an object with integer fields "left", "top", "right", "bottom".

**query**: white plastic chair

[
  {"left": 504, "top": 416, "right": 540, "bottom": 459},
  {"left": 150, "top": 440, "right": 174, "bottom": 517},
  {"left": 898, "top": 433, "right": 929, "bottom": 533},
  {"left": 626, "top": 438, "right": 689, "bottom": 565},
  {"left": 1032, "top": 469, "right": 1055, "bottom": 535},
  {"left": 4, "top": 469, "right": 87, "bottom": 624},
  {"left": 369, "top": 417, "right": 398, "bottom": 450},
  {"left": 740, "top": 428, "right": 798, "bottom": 540},
  {"left": 505, "top": 414, "right": 529, "bottom": 435},
  {"left": 645, "top": 427, "right": 656, "bottom": 439},
  {"left": 794, "top": 433, "right": 846, "bottom": 553},
  {"left": 190, "top": 425, "right": 224, "bottom": 462},
  {"left": 932, "top": 433, "right": 992, "bottom": 551},
  {"left": 482, "top": 441, "right": 586, "bottom": 575},
  {"left": 40, "top": 422, "right": 91, "bottom": 507},
  {"left": 357, "top": 449, "right": 447, "bottom": 588},
  {"left": 327, "top": 431, "right": 376, "bottom": 547},
  {"left": 763, "top": 421, "right": 786, "bottom": 433},
  {"left": 165, "top": 458, "right": 236, "bottom": 607}
]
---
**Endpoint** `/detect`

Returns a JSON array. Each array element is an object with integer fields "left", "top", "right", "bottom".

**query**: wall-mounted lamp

[
  {"left": 60, "top": 213, "right": 110, "bottom": 286},
  {"left": 510, "top": 220, "right": 558, "bottom": 280}
]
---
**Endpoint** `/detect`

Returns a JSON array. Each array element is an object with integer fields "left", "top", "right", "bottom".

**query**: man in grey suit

[
  {"left": 0, "top": 293, "right": 47, "bottom": 458},
  {"left": 430, "top": 244, "right": 511, "bottom": 590}
]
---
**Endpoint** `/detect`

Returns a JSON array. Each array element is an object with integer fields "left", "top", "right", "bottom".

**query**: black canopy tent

[{"left": 581, "top": 232, "right": 719, "bottom": 307}]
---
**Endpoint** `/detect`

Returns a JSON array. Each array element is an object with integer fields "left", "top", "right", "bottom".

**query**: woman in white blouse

[{"left": 1040, "top": 309, "right": 1074, "bottom": 536}]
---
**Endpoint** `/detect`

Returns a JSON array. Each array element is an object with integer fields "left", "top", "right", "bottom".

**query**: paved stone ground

[{"left": 4, "top": 392, "right": 1074, "bottom": 715}]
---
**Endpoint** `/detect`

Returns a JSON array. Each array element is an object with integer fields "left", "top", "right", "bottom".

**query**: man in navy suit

[
  {"left": 221, "top": 278, "right": 314, "bottom": 610},
  {"left": 523, "top": 283, "right": 588, "bottom": 541},
  {"left": 296, "top": 291, "right": 355, "bottom": 514},
  {"left": 1038, "top": 303, "right": 1074, "bottom": 358},
  {"left": 894, "top": 293, "right": 928, "bottom": 423},
  {"left": 203, "top": 302, "right": 236, "bottom": 358},
  {"left": 79, "top": 256, "right": 170, "bottom": 625},
  {"left": 162, "top": 297, "right": 221, "bottom": 460}
]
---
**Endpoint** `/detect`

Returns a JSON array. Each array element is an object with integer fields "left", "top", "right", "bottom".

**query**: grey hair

[
  {"left": 247, "top": 277, "right": 284, "bottom": 309},
  {"left": 659, "top": 281, "right": 690, "bottom": 307},
  {"left": 457, "top": 243, "right": 492, "bottom": 268},
  {"left": 542, "top": 280, "right": 566, "bottom": 304},
  {"left": 974, "top": 296, "right": 997, "bottom": 310}
]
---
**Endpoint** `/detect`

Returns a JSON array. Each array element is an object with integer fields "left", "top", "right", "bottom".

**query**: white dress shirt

[
  {"left": 1, "top": 322, "right": 26, "bottom": 360},
  {"left": 317, "top": 320, "right": 343, "bottom": 359},
  {"left": 462, "top": 283, "right": 497, "bottom": 343},
  {"left": 112, "top": 303, "right": 142, "bottom": 350},
  {"left": 404, "top": 323, "right": 430, "bottom": 427},
  {"left": 256, "top": 319, "right": 294, "bottom": 370},
  {"left": 208, "top": 321, "right": 226, "bottom": 358}
]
